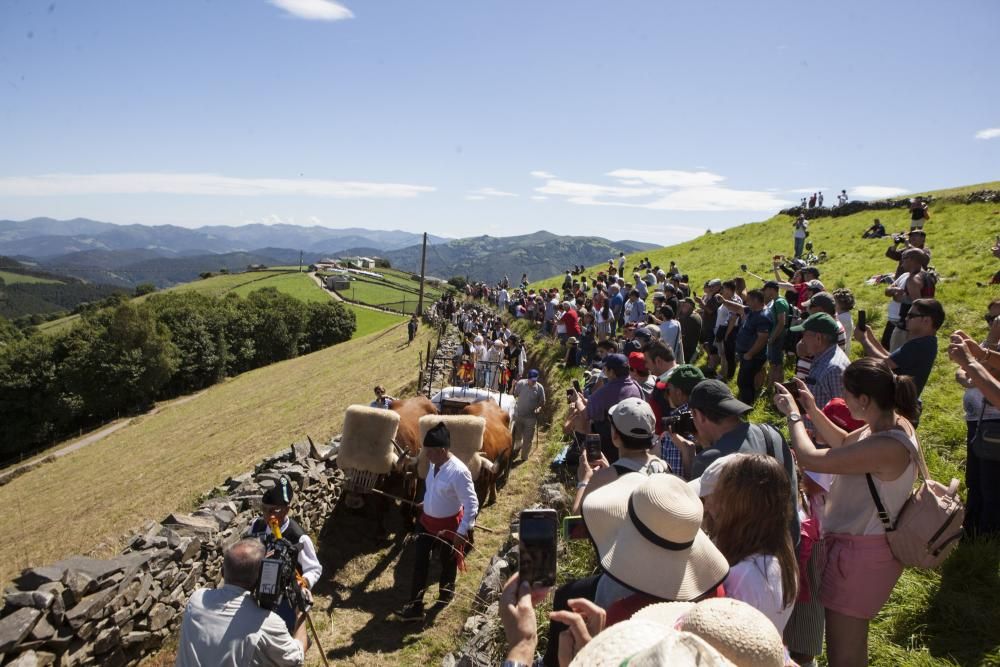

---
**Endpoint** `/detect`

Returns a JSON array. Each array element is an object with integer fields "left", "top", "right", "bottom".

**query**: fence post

[{"left": 426, "top": 340, "right": 432, "bottom": 369}]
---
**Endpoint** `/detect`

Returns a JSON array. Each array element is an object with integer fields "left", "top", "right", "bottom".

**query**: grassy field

[
  {"left": 167, "top": 269, "right": 292, "bottom": 297},
  {"left": 0, "top": 270, "right": 62, "bottom": 285},
  {"left": 0, "top": 322, "right": 435, "bottom": 587},
  {"left": 528, "top": 184, "right": 1000, "bottom": 666},
  {"left": 346, "top": 303, "right": 408, "bottom": 338},
  {"left": 228, "top": 271, "right": 330, "bottom": 303}
]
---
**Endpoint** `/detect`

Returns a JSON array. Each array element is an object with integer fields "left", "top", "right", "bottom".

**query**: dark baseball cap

[
  {"left": 763, "top": 280, "right": 780, "bottom": 291},
  {"left": 790, "top": 312, "right": 840, "bottom": 336},
  {"left": 603, "top": 353, "right": 629, "bottom": 372},
  {"left": 688, "top": 379, "right": 753, "bottom": 417},
  {"left": 661, "top": 364, "right": 705, "bottom": 394},
  {"left": 802, "top": 291, "right": 836, "bottom": 312}
]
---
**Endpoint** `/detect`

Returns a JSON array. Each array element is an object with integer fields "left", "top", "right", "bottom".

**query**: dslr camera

[
  {"left": 662, "top": 410, "right": 695, "bottom": 435},
  {"left": 892, "top": 232, "right": 908, "bottom": 244}
]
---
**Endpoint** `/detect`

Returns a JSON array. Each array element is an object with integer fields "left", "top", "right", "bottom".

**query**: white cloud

[
  {"left": 469, "top": 187, "right": 518, "bottom": 198},
  {"left": 529, "top": 170, "right": 555, "bottom": 179},
  {"left": 851, "top": 185, "right": 910, "bottom": 199},
  {"left": 532, "top": 169, "right": 792, "bottom": 212},
  {"left": 787, "top": 187, "right": 829, "bottom": 194},
  {"left": 0, "top": 172, "right": 434, "bottom": 198},
  {"left": 607, "top": 169, "right": 724, "bottom": 188},
  {"left": 269, "top": 0, "right": 354, "bottom": 21},
  {"left": 531, "top": 195, "right": 548, "bottom": 201},
  {"left": 465, "top": 195, "right": 487, "bottom": 201},
  {"left": 975, "top": 128, "right": 1000, "bottom": 140}
]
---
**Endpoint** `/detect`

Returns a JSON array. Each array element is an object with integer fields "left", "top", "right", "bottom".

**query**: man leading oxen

[{"left": 394, "top": 422, "right": 479, "bottom": 622}]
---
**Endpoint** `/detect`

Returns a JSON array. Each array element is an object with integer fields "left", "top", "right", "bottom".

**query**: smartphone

[
  {"left": 566, "top": 388, "right": 576, "bottom": 403},
  {"left": 572, "top": 379, "right": 582, "bottom": 393},
  {"left": 561, "top": 515, "right": 588, "bottom": 541},
  {"left": 858, "top": 309, "right": 867, "bottom": 332},
  {"left": 519, "top": 509, "right": 558, "bottom": 587},
  {"left": 781, "top": 380, "right": 800, "bottom": 398},
  {"left": 584, "top": 434, "right": 602, "bottom": 460}
]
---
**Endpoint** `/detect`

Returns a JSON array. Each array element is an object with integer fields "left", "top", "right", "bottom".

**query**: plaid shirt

[
  {"left": 808, "top": 344, "right": 850, "bottom": 413},
  {"left": 659, "top": 403, "right": 688, "bottom": 478}
]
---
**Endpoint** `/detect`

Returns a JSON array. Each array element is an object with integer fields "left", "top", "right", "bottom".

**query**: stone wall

[
  {"left": 777, "top": 189, "right": 1000, "bottom": 221},
  {"left": 0, "top": 436, "right": 345, "bottom": 667}
]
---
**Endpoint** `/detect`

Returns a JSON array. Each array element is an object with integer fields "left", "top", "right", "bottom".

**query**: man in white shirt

[
  {"left": 176, "top": 539, "right": 306, "bottom": 667},
  {"left": 395, "top": 423, "right": 479, "bottom": 622}
]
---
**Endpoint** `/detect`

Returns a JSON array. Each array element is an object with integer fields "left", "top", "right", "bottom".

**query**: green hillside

[
  {"left": 0, "top": 270, "right": 62, "bottom": 285},
  {"left": 533, "top": 186, "right": 1000, "bottom": 666}
]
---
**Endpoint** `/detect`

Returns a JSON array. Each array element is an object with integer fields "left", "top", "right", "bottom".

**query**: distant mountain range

[
  {"left": 375, "top": 231, "right": 658, "bottom": 283},
  {"left": 0, "top": 217, "right": 659, "bottom": 289},
  {"left": 0, "top": 217, "right": 447, "bottom": 258}
]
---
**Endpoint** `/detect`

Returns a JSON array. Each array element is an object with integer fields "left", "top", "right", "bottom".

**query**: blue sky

[{"left": 0, "top": 0, "right": 997, "bottom": 245}]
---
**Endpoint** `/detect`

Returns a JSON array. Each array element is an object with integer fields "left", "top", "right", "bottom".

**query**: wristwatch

[{"left": 787, "top": 413, "right": 803, "bottom": 425}]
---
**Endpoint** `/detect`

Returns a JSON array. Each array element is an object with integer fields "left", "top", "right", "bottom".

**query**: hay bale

[
  {"left": 417, "top": 415, "right": 486, "bottom": 480},
  {"left": 338, "top": 405, "right": 400, "bottom": 475}
]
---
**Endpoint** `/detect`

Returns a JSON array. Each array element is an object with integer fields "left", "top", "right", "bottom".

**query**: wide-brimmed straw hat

[
  {"left": 568, "top": 619, "right": 668, "bottom": 667},
  {"left": 678, "top": 598, "right": 785, "bottom": 667},
  {"left": 582, "top": 474, "right": 729, "bottom": 601},
  {"left": 622, "top": 631, "right": 734, "bottom": 666}
]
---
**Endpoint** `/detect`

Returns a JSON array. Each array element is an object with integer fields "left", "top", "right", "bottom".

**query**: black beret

[
  {"left": 262, "top": 476, "right": 294, "bottom": 506},
  {"left": 423, "top": 421, "right": 451, "bottom": 449}
]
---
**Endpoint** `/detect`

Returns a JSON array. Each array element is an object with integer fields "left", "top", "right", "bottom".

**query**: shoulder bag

[{"left": 866, "top": 432, "right": 965, "bottom": 569}]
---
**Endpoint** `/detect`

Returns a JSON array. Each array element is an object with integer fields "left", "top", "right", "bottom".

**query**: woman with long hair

[
  {"left": 701, "top": 454, "right": 798, "bottom": 633},
  {"left": 773, "top": 357, "right": 919, "bottom": 667}
]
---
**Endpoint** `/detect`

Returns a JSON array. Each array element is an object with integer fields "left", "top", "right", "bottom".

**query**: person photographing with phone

[{"left": 394, "top": 422, "right": 479, "bottom": 622}]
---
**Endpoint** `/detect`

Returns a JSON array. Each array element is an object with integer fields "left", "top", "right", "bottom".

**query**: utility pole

[
  {"left": 298, "top": 250, "right": 303, "bottom": 273},
  {"left": 416, "top": 232, "right": 428, "bottom": 315}
]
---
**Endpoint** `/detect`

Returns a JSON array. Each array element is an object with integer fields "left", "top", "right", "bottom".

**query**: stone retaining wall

[
  {"left": 0, "top": 436, "right": 345, "bottom": 667},
  {"left": 778, "top": 189, "right": 1000, "bottom": 220}
]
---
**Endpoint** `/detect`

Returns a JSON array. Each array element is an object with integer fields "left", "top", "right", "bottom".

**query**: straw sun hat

[{"left": 581, "top": 473, "right": 729, "bottom": 601}]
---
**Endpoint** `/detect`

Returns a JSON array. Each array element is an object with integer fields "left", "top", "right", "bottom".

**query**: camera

[
  {"left": 893, "top": 233, "right": 908, "bottom": 244},
  {"left": 662, "top": 410, "right": 695, "bottom": 435},
  {"left": 254, "top": 527, "right": 307, "bottom": 613}
]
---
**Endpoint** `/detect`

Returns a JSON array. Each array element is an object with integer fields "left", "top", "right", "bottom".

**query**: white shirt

[
  {"left": 837, "top": 311, "right": 854, "bottom": 352},
  {"left": 424, "top": 455, "right": 479, "bottom": 536},
  {"left": 886, "top": 273, "right": 909, "bottom": 322},
  {"left": 176, "top": 585, "right": 303, "bottom": 667},
  {"left": 725, "top": 555, "right": 791, "bottom": 633}
]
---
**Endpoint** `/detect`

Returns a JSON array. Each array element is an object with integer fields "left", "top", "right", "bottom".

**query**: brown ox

[
  {"left": 462, "top": 400, "right": 513, "bottom": 506},
  {"left": 384, "top": 396, "right": 438, "bottom": 527}
]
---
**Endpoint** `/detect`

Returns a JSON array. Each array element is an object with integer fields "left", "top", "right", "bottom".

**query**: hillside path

[
  {"left": 309, "top": 271, "right": 344, "bottom": 301},
  {"left": 0, "top": 391, "right": 205, "bottom": 485}
]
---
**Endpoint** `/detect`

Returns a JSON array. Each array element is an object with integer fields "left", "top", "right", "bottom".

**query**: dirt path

[
  {"left": 0, "top": 391, "right": 206, "bottom": 485},
  {"left": 302, "top": 439, "right": 549, "bottom": 666},
  {"left": 310, "top": 271, "right": 345, "bottom": 301}
]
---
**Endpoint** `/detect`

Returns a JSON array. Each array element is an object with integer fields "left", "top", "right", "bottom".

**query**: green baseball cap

[
  {"left": 790, "top": 312, "right": 839, "bottom": 336},
  {"left": 659, "top": 364, "right": 705, "bottom": 395}
]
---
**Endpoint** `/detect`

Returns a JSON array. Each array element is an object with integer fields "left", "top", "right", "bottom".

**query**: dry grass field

[{"left": 0, "top": 319, "right": 428, "bottom": 586}]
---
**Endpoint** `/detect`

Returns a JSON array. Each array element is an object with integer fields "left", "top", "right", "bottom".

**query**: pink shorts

[{"left": 820, "top": 533, "right": 903, "bottom": 620}]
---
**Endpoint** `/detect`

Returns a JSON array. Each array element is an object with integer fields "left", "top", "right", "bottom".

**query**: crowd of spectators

[{"left": 442, "top": 202, "right": 997, "bottom": 667}]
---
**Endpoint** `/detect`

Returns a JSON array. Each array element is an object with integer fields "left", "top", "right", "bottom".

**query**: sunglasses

[{"left": 986, "top": 314, "right": 999, "bottom": 324}]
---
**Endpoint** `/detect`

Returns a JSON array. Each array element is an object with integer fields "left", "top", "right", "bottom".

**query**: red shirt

[{"left": 560, "top": 309, "right": 582, "bottom": 336}]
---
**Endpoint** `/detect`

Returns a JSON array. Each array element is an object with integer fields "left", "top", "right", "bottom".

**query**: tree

[
  {"left": 0, "top": 316, "right": 23, "bottom": 345},
  {"left": 0, "top": 335, "right": 69, "bottom": 457},
  {"left": 374, "top": 257, "right": 392, "bottom": 269},
  {"left": 61, "top": 303, "right": 178, "bottom": 419},
  {"left": 301, "top": 301, "right": 356, "bottom": 353},
  {"left": 448, "top": 276, "right": 468, "bottom": 290},
  {"left": 134, "top": 282, "right": 158, "bottom": 297},
  {"left": 242, "top": 289, "right": 308, "bottom": 365},
  {"left": 146, "top": 292, "right": 228, "bottom": 394}
]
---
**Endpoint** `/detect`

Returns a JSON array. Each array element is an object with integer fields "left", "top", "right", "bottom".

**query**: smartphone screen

[
  {"left": 584, "top": 434, "right": 602, "bottom": 460},
  {"left": 572, "top": 379, "right": 582, "bottom": 393},
  {"left": 566, "top": 388, "right": 576, "bottom": 402},
  {"left": 519, "top": 509, "right": 557, "bottom": 587},
  {"left": 858, "top": 309, "right": 867, "bottom": 332},
  {"left": 561, "top": 515, "right": 588, "bottom": 541}
]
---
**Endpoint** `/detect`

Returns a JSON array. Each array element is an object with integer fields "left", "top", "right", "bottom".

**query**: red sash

[{"left": 420, "top": 508, "right": 468, "bottom": 571}]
